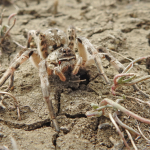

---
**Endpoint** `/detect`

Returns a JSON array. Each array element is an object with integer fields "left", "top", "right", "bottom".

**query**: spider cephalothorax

[
  {"left": 45, "top": 46, "right": 76, "bottom": 82},
  {"left": 56, "top": 47, "right": 76, "bottom": 73}
]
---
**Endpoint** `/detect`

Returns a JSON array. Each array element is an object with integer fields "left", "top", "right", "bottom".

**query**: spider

[{"left": 0, "top": 26, "right": 110, "bottom": 132}]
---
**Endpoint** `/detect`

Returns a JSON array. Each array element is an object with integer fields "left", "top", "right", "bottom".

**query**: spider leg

[
  {"left": 0, "top": 48, "right": 36, "bottom": 90},
  {"left": 54, "top": 67, "right": 66, "bottom": 81},
  {"left": 1, "top": 49, "right": 27, "bottom": 91},
  {"left": 76, "top": 37, "right": 110, "bottom": 84},
  {"left": 39, "top": 60, "right": 59, "bottom": 132},
  {"left": 46, "top": 62, "right": 66, "bottom": 81},
  {"left": 38, "top": 33, "right": 49, "bottom": 59},
  {"left": 27, "top": 30, "right": 48, "bottom": 60},
  {"left": 84, "top": 53, "right": 105, "bottom": 66},
  {"left": 72, "top": 56, "right": 83, "bottom": 75},
  {"left": 29, "top": 50, "right": 41, "bottom": 68},
  {"left": 67, "top": 26, "right": 76, "bottom": 51},
  {"left": 93, "top": 53, "right": 110, "bottom": 83}
]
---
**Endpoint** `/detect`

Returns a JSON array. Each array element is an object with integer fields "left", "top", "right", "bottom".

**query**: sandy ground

[{"left": 1, "top": 0, "right": 150, "bottom": 149}]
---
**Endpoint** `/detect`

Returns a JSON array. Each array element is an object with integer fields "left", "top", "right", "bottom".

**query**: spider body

[{"left": 0, "top": 26, "right": 109, "bottom": 132}]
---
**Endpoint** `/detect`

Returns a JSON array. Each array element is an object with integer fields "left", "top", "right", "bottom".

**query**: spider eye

[{"left": 63, "top": 49, "right": 66, "bottom": 53}]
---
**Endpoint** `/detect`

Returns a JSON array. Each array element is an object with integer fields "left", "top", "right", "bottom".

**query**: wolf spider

[{"left": 0, "top": 26, "right": 109, "bottom": 132}]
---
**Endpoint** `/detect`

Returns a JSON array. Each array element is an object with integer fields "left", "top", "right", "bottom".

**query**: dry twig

[
  {"left": 86, "top": 98, "right": 150, "bottom": 124},
  {"left": 98, "top": 46, "right": 150, "bottom": 98},
  {"left": 116, "top": 93, "right": 150, "bottom": 107},
  {"left": 0, "top": 91, "right": 21, "bottom": 120},
  {"left": 113, "top": 112, "right": 140, "bottom": 136},
  {"left": 111, "top": 56, "right": 150, "bottom": 95},
  {"left": 86, "top": 98, "right": 150, "bottom": 149},
  {"left": 136, "top": 121, "right": 150, "bottom": 143},
  {"left": 0, "top": 18, "right": 16, "bottom": 45},
  {"left": 126, "top": 129, "right": 138, "bottom": 150},
  {"left": 8, "top": 13, "right": 16, "bottom": 26},
  {"left": 109, "top": 113, "right": 131, "bottom": 150}
]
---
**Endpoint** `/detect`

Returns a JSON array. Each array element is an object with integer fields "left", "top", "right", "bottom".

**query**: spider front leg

[
  {"left": 0, "top": 49, "right": 30, "bottom": 87},
  {"left": 39, "top": 60, "right": 59, "bottom": 132},
  {"left": 76, "top": 37, "right": 110, "bottom": 84},
  {"left": 0, "top": 48, "right": 37, "bottom": 90}
]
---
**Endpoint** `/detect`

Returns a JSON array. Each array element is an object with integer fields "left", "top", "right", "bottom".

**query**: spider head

[{"left": 57, "top": 47, "right": 76, "bottom": 61}]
